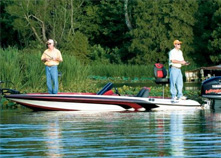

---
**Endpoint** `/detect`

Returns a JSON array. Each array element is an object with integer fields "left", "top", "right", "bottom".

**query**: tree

[
  {"left": 0, "top": 1, "right": 19, "bottom": 48},
  {"left": 193, "top": 0, "right": 216, "bottom": 65},
  {"left": 79, "top": 0, "right": 132, "bottom": 63},
  {"left": 128, "top": 0, "right": 198, "bottom": 64},
  {"left": 5, "top": 0, "right": 90, "bottom": 60},
  {"left": 124, "top": 0, "right": 133, "bottom": 31},
  {"left": 2, "top": 0, "right": 219, "bottom": 65},
  {"left": 208, "top": 0, "right": 221, "bottom": 64}
]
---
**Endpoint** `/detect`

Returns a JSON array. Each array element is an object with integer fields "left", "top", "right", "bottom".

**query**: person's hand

[
  {"left": 53, "top": 57, "right": 58, "bottom": 61},
  {"left": 46, "top": 58, "right": 51, "bottom": 61},
  {"left": 184, "top": 61, "right": 190, "bottom": 65},
  {"left": 180, "top": 61, "right": 190, "bottom": 65},
  {"left": 180, "top": 61, "right": 186, "bottom": 65},
  {"left": 42, "top": 58, "right": 49, "bottom": 62}
]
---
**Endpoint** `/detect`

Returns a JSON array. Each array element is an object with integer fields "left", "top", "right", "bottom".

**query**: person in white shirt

[{"left": 169, "top": 40, "right": 189, "bottom": 102}]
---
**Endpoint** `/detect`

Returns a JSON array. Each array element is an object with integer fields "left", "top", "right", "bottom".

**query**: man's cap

[
  {"left": 46, "top": 39, "right": 54, "bottom": 45},
  {"left": 173, "top": 40, "right": 182, "bottom": 45}
]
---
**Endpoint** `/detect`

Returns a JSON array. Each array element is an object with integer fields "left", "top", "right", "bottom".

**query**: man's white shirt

[{"left": 169, "top": 48, "right": 184, "bottom": 68}]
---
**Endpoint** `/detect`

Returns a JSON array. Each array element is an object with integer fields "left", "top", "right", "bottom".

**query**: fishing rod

[{"left": 44, "top": 53, "right": 53, "bottom": 60}]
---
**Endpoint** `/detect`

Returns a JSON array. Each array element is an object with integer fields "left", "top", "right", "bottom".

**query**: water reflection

[
  {"left": 170, "top": 113, "right": 184, "bottom": 156},
  {"left": 44, "top": 120, "right": 64, "bottom": 158},
  {"left": 0, "top": 109, "right": 220, "bottom": 157}
]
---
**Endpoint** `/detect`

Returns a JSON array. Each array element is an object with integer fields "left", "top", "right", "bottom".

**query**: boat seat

[
  {"left": 97, "top": 82, "right": 113, "bottom": 95},
  {"left": 155, "top": 78, "right": 169, "bottom": 84},
  {"left": 154, "top": 63, "right": 169, "bottom": 84},
  {"left": 154, "top": 63, "right": 169, "bottom": 98},
  {"left": 136, "top": 87, "right": 150, "bottom": 97},
  {"left": 103, "top": 90, "right": 114, "bottom": 95}
]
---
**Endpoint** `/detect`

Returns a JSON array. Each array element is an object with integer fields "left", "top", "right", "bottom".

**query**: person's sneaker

[
  {"left": 177, "top": 96, "right": 187, "bottom": 100},
  {"left": 171, "top": 97, "right": 179, "bottom": 103}
]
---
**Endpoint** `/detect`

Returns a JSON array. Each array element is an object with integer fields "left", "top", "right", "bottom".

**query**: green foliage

[
  {"left": 89, "top": 63, "right": 154, "bottom": 78},
  {"left": 0, "top": 97, "right": 18, "bottom": 109},
  {"left": 79, "top": 0, "right": 132, "bottom": 63},
  {"left": 208, "top": 0, "right": 221, "bottom": 64},
  {"left": 0, "top": 47, "right": 46, "bottom": 92},
  {"left": 89, "top": 44, "right": 110, "bottom": 63},
  {"left": 0, "top": 48, "right": 158, "bottom": 93},
  {"left": 78, "top": 1, "right": 101, "bottom": 45},
  {"left": 2, "top": 0, "right": 221, "bottom": 66},
  {"left": 0, "top": 48, "right": 93, "bottom": 93},
  {"left": 0, "top": 47, "right": 24, "bottom": 89},
  {"left": 194, "top": 0, "right": 221, "bottom": 65},
  {"left": 4, "top": 0, "right": 88, "bottom": 49},
  {"left": 129, "top": 0, "right": 198, "bottom": 64},
  {"left": 20, "top": 52, "right": 45, "bottom": 92},
  {"left": 0, "top": 48, "right": 203, "bottom": 107},
  {"left": 88, "top": 45, "right": 123, "bottom": 64},
  {"left": 0, "top": 1, "right": 19, "bottom": 48},
  {"left": 93, "top": 0, "right": 129, "bottom": 48},
  {"left": 59, "top": 54, "right": 92, "bottom": 92},
  {"left": 114, "top": 85, "right": 200, "bottom": 101},
  {"left": 61, "top": 31, "right": 90, "bottom": 63}
]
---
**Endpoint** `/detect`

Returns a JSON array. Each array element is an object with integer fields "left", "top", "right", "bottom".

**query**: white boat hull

[
  {"left": 10, "top": 98, "right": 127, "bottom": 111},
  {"left": 7, "top": 94, "right": 202, "bottom": 111}
]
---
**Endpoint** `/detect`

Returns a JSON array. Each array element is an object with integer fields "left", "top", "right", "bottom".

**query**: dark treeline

[{"left": 1, "top": 0, "right": 220, "bottom": 65}]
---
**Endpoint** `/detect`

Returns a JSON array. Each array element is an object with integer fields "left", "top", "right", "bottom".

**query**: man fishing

[
  {"left": 41, "top": 39, "right": 63, "bottom": 94},
  {"left": 169, "top": 40, "right": 189, "bottom": 102}
]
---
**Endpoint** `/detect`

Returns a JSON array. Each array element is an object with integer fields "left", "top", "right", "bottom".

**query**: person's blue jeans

[
  {"left": 46, "top": 66, "right": 58, "bottom": 94},
  {"left": 169, "top": 67, "right": 183, "bottom": 99}
]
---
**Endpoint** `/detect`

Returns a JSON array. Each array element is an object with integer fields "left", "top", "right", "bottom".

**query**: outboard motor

[
  {"left": 201, "top": 76, "right": 221, "bottom": 99},
  {"left": 201, "top": 76, "right": 221, "bottom": 109}
]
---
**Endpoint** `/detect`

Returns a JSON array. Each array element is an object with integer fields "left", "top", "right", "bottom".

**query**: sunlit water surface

[{"left": 0, "top": 109, "right": 221, "bottom": 157}]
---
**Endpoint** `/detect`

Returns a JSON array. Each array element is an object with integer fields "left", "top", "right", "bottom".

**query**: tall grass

[
  {"left": 20, "top": 52, "right": 46, "bottom": 92},
  {"left": 59, "top": 55, "right": 92, "bottom": 92},
  {"left": 0, "top": 48, "right": 94, "bottom": 92},
  {"left": 0, "top": 47, "right": 24, "bottom": 90},
  {"left": 1, "top": 48, "right": 199, "bottom": 93},
  {"left": 0, "top": 48, "right": 46, "bottom": 92}
]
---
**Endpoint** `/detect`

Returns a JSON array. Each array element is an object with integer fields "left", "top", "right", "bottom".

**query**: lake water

[{"left": 0, "top": 109, "right": 221, "bottom": 157}]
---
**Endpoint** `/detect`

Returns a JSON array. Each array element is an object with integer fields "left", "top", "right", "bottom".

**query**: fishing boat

[
  {"left": 201, "top": 76, "right": 221, "bottom": 110},
  {"left": 4, "top": 82, "right": 201, "bottom": 111}
]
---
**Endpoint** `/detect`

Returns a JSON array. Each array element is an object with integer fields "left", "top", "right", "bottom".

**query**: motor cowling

[{"left": 201, "top": 76, "right": 221, "bottom": 96}]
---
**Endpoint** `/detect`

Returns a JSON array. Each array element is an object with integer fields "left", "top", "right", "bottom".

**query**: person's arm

[
  {"left": 171, "top": 59, "right": 190, "bottom": 65},
  {"left": 54, "top": 57, "right": 62, "bottom": 62},
  {"left": 54, "top": 50, "right": 63, "bottom": 62},
  {"left": 171, "top": 60, "right": 187, "bottom": 65},
  {"left": 41, "top": 52, "right": 50, "bottom": 62}
]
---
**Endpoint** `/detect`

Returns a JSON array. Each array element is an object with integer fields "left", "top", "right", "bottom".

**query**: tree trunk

[
  {"left": 24, "top": 15, "right": 43, "bottom": 44},
  {"left": 124, "top": 0, "right": 133, "bottom": 31}
]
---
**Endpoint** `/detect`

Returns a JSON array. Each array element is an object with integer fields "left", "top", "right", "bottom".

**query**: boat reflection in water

[
  {"left": 44, "top": 119, "right": 64, "bottom": 157},
  {"left": 0, "top": 109, "right": 220, "bottom": 157},
  {"left": 170, "top": 113, "right": 184, "bottom": 156},
  {"left": 150, "top": 109, "right": 221, "bottom": 157}
]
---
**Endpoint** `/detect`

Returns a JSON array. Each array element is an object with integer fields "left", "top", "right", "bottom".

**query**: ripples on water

[{"left": 0, "top": 109, "right": 221, "bottom": 157}]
